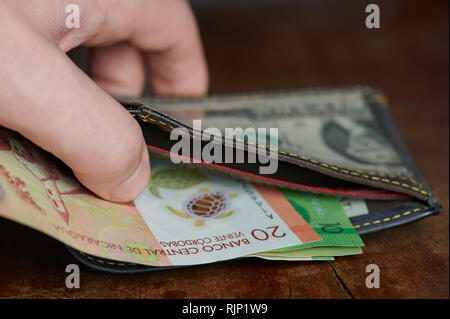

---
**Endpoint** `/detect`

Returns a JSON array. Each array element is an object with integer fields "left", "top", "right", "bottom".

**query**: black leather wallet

[{"left": 65, "top": 87, "right": 441, "bottom": 273}]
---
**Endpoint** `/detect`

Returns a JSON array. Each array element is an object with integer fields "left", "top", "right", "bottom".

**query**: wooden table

[{"left": 0, "top": 0, "right": 448, "bottom": 298}]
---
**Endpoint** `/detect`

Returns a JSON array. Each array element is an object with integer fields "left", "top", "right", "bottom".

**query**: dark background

[{"left": 0, "top": 0, "right": 448, "bottom": 298}]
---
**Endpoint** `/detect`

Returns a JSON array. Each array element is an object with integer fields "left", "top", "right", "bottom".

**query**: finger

[
  {"left": 81, "top": 0, "right": 209, "bottom": 97},
  {"left": 134, "top": 0, "right": 209, "bottom": 96},
  {"left": 0, "top": 28, "right": 150, "bottom": 202},
  {"left": 88, "top": 43, "right": 146, "bottom": 97}
]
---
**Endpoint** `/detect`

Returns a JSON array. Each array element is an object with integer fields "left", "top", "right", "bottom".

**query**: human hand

[{"left": 0, "top": 0, "right": 208, "bottom": 202}]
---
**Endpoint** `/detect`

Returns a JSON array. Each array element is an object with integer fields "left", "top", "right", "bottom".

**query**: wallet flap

[{"left": 121, "top": 87, "right": 434, "bottom": 205}]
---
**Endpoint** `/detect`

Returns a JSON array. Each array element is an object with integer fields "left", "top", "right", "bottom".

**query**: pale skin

[{"left": 0, "top": 1, "right": 208, "bottom": 202}]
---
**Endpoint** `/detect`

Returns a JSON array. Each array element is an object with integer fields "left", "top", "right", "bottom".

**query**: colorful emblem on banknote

[
  {"left": 166, "top": 188, "right": 237, "bottom": 226},
  {"left": 183, "top": 189, "right": 231, "bottom": 220}
]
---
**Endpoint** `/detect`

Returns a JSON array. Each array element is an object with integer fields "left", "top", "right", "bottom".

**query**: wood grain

[{"left": 0, "top": 0, "right": 448, "bottom": 298}]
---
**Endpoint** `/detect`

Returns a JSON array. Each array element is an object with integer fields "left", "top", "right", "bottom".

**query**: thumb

[{"left": 0, "top": 32, "right": 150, "bottom": 202}]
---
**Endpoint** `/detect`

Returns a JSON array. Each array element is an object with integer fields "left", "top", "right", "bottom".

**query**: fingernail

[{"left": 109, "top": 146, "right": 150, "bottom": 202}]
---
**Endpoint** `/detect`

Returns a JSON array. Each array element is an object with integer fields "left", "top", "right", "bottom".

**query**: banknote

[
  {"left": 253, "top": 255, "right": 334, "bottom": 261},
  {"left": 339, "top": 197, "right": 369, "bottom": 218},
  {"left": 143, "top": 89, "right": 409, "bottom": 175},
  {"left": 267, "top": 189, "right": 364, "bottom": 253},
  {"left": 0, "top": 127, "right": 322, "bottom": 267},
  {"left": 255, "top": 246, "right": 362, "bottom": 259},
  {"left": 135, "top": 159, "right": 321, "bottom": 265},
  {"left": 0, "top": 128, "right": 170, "bottom": 266}
]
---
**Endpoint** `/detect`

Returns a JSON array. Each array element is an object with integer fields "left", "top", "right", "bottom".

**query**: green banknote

[
  {"left": 253, "top": 255, "right": 334, "bottom": 261},
  {"left": 267, "top": 189, "right": 365, "bottom": 253},
  {"left": 255, "top": 246, "right": 362, "bottom": 259}
]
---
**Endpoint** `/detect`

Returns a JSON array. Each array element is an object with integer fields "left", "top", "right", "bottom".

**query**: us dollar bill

[{"left": 143, "top": 88, "right": 409, "bottom": 175}]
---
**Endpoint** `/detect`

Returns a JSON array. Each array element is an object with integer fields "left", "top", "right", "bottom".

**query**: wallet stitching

[
  {"left": 78, "top": 251, "right": 138, "bottom": 267},
  {"left": 353, "top": 208, "right": 421, "bottom": 229},
  {"left": 133, "top": 110, "right": 429, "bottom": 199}
]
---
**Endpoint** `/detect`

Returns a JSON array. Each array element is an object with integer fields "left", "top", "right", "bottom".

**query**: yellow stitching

[
  {"left": 78, "top": 251, "right": 141, "bottom": 267},
  {"left": 138, "top": 113, "right": 151, "bottom": 121},
  {"left": 353, "top": 208, "right": 423, "bottom": 228},
  {"left": 133, "top": 110, "right": 430, "bottom": 197}
]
